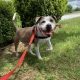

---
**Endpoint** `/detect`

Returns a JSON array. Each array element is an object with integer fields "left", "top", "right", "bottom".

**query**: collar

[{"left": 35, "top": 35, "right": 50, "bottom": 39}]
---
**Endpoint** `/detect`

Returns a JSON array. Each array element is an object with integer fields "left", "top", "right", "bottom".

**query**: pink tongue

[{"left": 46, "top": 32, "right": 52, "bottom": 36}]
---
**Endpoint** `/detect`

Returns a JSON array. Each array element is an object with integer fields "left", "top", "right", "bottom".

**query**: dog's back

[{"left": 15, "top": 27, "right": 33, "bottom": 44}]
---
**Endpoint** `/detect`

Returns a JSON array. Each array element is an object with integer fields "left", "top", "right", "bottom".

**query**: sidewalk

[{"left": 61, "top": 12, "right": 80, "bottom": 20}]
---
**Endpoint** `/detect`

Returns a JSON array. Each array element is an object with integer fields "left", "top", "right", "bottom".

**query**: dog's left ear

[
  {"left": 35, "top": 16, "right": 43, "bottom": 24},
  {"left": 55, "top": 24, "right": 62, "bottom": 28}
]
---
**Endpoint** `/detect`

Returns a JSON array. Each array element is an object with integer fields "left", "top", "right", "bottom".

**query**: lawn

[{"left": 0, "top": 17, "right": 80, "bottom": 80}]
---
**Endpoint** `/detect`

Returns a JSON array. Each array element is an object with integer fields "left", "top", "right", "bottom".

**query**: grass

[{"left": 0, "top": 17, "right": 80, "bottom": 80}]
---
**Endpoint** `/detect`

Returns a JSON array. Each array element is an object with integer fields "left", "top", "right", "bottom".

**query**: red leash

[{"left": 0, "top": 30, "right": 35, "bottom": 80}]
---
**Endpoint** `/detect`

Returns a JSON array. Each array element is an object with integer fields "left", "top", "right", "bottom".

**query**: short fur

[{"left": 13, "top": 13, "right": 61, "bottom": 60}]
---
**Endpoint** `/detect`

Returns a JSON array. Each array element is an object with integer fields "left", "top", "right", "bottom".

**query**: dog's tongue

[{"left": 45, "top": 32, "right": 52, "bottom": 36}]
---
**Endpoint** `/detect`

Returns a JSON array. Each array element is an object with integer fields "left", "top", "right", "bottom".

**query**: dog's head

[
  {"left": 35, "top": 16, "right": 62, "bottom": 37},
  {"left": 35, "top": 16, "right": 56, "bottom": 32}
]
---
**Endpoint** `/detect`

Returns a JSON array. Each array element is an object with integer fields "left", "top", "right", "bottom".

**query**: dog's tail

[
  {"left": 12, "top": 13, "right": 20, "bottom": 30},
  {"left": 12, "top": 13, "right": 17, "bottom": 21},
  {"left": 12, "top": 13, "right": 17, "bottom": 27}
]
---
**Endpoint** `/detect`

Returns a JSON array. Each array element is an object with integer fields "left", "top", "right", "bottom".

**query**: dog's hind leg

[{"left": 14, "top": 37, "right": 19, "bottom": 57}]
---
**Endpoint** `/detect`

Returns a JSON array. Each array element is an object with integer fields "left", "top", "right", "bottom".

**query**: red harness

[{"left": 0, "top": 28, "right": 35, "bottom": 80}]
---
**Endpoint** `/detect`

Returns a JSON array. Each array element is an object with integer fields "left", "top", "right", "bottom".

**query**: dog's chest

[{"left": 37, "top": 37, "right": 51, "bottom": 43}]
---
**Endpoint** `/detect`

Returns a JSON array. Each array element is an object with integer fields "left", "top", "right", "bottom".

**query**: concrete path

[{"left": 61, "top": 12, "right": 80, "bottom": 20}]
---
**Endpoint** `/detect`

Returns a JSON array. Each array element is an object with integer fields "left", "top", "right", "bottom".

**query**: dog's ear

[
  {"left": 53, "top": 24, "right": 62, "bottom": 31},
  {"left": 52, "top": 16, "right": 57, "bottom": 21},
  {"left": 35, "top": 17, "right": 40, "bottom": 22},
  {"left": 56, "top": 24, "right": 62, "bottom": 28},
  {"left": 35, "top": 16, "right": 43, "bottom": 24}
]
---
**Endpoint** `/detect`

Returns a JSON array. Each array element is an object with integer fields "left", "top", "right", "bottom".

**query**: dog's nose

[{"left": 46, "top": 24, "right": 52, "bottom": 31}]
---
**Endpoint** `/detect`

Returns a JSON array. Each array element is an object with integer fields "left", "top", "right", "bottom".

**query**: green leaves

[
  {"left": 0, "top": 0, "right": 16, "bottom": 45},
  {"left": 15, "top": 0, "right": 67, "bottom": 27}
]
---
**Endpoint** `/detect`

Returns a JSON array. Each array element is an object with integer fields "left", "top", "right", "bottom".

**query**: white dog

[{"left": 13, "top": 13, "right": 60, "bottom": 60}]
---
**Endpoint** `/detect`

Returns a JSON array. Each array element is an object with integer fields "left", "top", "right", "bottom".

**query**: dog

[{"left": 12, "top": 13, "right": 61, "bottom": 60}]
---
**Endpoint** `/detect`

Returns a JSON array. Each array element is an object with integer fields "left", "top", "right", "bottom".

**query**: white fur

[
  {"left": 12, "top": 13, "right": 17, "bottom": 21},
  {"left": 37, "top": 16, "right": 56, "bottom": 31},
  {"left": 29, "top": 37, "right": 53, "bottom": 60},
  {"left": 29, "top": 16, "right": 55, "bottom": 60}
]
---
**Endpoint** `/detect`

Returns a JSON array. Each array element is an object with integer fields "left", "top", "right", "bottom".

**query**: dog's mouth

[
  {"left": 45, "top": 31, "right": 52, "bottom": 36},
  {"left": 38, "top": 27, "right": 53, "bottom": 37},
  {"left": 40, "top": 29, "right": 52, "bottom": 36}
]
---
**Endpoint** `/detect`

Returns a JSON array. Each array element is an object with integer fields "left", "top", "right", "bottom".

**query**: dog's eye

[
  {"left": 50, "top": 19, "right": 53, "bottom": 22},
  {"left": 41, "top": 21, "right": 45, "bottom": 24}
]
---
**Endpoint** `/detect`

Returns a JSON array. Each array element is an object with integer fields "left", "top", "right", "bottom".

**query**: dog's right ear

[
  {"left": 52, "top": 16, "right": 56, "bottom": 20},
  {"left": 35, "top": 17, "right": 40, "bottom": 22},
  {"left": 35, "top": 16, "right": 42, "bottom": 24}
]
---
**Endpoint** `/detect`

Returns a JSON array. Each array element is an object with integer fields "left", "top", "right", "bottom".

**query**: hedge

[
  {"left": 0, "top": 0, "right": 16, "bottom": 46},
  {"left": 66, "top": 5, "right": 73, "bottom": 13},
  {"left": 14, "top": 0, "right": 67, "bottom": 27}
]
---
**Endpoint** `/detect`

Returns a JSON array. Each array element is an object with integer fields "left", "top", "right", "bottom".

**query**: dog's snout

[
  {"left": 46, "top": 24, "right": 52, "bottom": 32},
  {"left": 46, "top": 24, "right": 51, "bottom": 28}
]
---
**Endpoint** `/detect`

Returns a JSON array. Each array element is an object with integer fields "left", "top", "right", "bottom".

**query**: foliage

[
  {"left": 74, "top": 7, "right": 80, "bottom": 11},
  {"left": 0, "top": 0, "right": 16, "bottom": 45},
  {"left": 66, "top": 5, "right": 73, "bottom": 13},
  {"left": 14, "top": 0, "right": 67, "bottom": 27}
]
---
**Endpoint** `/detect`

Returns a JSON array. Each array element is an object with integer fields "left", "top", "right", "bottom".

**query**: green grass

[{"left": 0, "top": 17, "right": 80, "bottom": 80}]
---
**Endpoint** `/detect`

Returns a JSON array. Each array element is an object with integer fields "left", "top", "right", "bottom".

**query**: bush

[
  {"left": 74, "top": 7, "right": 80, "bottom": 11},
  {"left": 66, "top": 5, "right": 73, "bottom": 13},
  {"left": 14, "top": 0, "right": 67, "bottom": 27},
  {"left": 0, "top": 0, "right": 16, "bottom": 46}
]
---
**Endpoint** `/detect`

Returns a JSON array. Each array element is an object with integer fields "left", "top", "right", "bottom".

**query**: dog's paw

[
  {"left": 39, "top": 58, "right": 43, "bottom": 60},
  {"left": 16, "top": 52, "right": 19, "bottom": 57},
  {"left": 46, "top": 47, "right": 53, "bottom": 51},
  {"left": 38, "top": 56, "right": 43, "bottom": 60},
  {"left": 31, "top": 53, "right": 36, "bottom": 56}
]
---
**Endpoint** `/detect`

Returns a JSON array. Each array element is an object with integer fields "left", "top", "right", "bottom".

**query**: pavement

[{"left": 61, "top": 12, "right": 80, "bottom": 20}]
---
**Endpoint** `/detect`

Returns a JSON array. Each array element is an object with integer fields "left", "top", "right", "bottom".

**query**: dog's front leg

[
  {"left": 35, "top": 43, "right": 42, "bottom": 60},
  {"left": 46, "top": 39, "right": 53, "bottom": 51},
  {"left": 29, "top": 44, "right": 36, "bottom": 56}
]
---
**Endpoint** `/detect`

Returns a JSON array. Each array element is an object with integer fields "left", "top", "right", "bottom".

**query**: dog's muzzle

[
  {"left": 45, "top": 24, "right": 52, "bottom": 36},
  {"left": 46, "top": 24, "right": 52, "bottom": 32}
]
